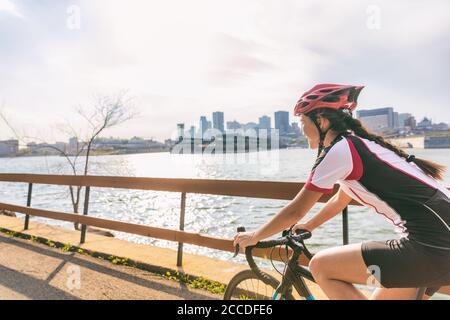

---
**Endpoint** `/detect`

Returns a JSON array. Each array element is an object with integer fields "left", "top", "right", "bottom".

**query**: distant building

[
  {"left": 243, "top": 122, "right": 258, "bottom": 131},
  {"left": 213, "top": 111, "right": 224, "bottom": 133},
  {"left": 199, "top": 116, "right": 208, "bottom": 136},
  {"left": 0, "top": 139, "right": 19, "bottom": 156},
  {"left": 164, "top": 139, "right": 174, "bottom": 147},
  {"left": 417, "top": 117, "right": 433, "bottom": 130},
  {"left": 404, "top": 116, "right": 416, "bottom": 129},
  {"left": 393, "top": 112, "right": 399, "bottom": 128},
  {"left": 291, "top": 122, "right": 301, "bottom": 136},
  {"left": 177, "top": 123, "right": 185, "bottom": 139},
  {"left": 226, "top": 120, "right": 241, "bottom": 130},
  {"left": 189, "top": 126, "right": 196, "bottom": 137},
  {"left": 425, "top": 136, "right": 450, "bottom": 148},
  {"left": 26, "top": 142, "right": 66, "bottom": 155},
  {"left": 398, "top": 113, "right": 412, "bottom": 128},
  {"left": 432, "top": 122, "right": 449, "bottom": 131},
  {"left": 125, "top": 137, "right": 165, "bottom": 150},
  {"left": 93, "top": 137, "right": 167, "bottom": 152},
  {"left": 55, "top": 142, "right": 67, "bottom": 153},
  {"left": 274, "top": 111, "right": 290, "bottom": 135},
  {"left": 68, "top": 137, "right": 79, "bottom": 155},
  {"left": 357, "top": 107, "right": 395, "bottom": 133},
  {"left": 258, "top": 116, "right": 271, "bottom": 130}
]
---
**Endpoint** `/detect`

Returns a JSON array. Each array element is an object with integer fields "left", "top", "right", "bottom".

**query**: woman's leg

[
  {"left": 308, "top": 243, "right": 376, "bottom": 300},
  {"left": 369, "top": 288, "right": 424, "bottom": 300}
]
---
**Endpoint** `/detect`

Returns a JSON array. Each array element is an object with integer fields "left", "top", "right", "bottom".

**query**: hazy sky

[{"left": 1, "top": 0, "right": 449, "bottom": 142}]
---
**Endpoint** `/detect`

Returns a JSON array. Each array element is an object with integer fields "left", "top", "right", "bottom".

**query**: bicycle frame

[
  {"left": 243, "top": 230, "right": 317, "bottom": 300},
  {"left": 271, "top": 245, "right": 316, "bottom": 300}
]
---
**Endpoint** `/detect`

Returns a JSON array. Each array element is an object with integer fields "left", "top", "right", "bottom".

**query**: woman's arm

[
  {"left": 300, "top": 187, "right": 353, "bottom": 231},
  {"left": 251, "top": 187, "right": 324, "bottom": 242}
]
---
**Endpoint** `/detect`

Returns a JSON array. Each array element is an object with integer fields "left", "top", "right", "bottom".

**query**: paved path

[{"left": 0, "top": 233, "right": 220, "bottom": 300}]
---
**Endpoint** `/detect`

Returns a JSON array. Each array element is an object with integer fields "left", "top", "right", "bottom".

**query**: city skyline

[
  {"left": 174, "top": 107, "right": 449, "bottom": 139},
  {"left": 1, "top": 1, "right": 450, "bottom": 142},
  {"left": 1, "top": 105, "right": 448, "bottom": 145},
  {"left": 1, "top": 105, "right": 449, "bottom": 156}
]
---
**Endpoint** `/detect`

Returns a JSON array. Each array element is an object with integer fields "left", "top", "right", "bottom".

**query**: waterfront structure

[
  {"left": 357, "top": 107, "right": 395, "bottom": 133},
  {"left": 0, "top": 139, "right": 19, "bottom": 156}
]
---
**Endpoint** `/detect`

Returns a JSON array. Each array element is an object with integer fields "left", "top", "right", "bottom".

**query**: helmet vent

[
  {"left": 321, "top": 95, "right": 340, "bottom": 103},
  {"left": 347, "top": 88, "right": 356, "bottom": 102}
]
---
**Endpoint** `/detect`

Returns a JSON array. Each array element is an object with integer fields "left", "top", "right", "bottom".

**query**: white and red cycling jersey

[{"left": 304, "top": 132, "right": 450, "bottom": 250}]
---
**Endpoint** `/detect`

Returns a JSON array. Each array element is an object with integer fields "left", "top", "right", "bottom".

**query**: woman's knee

[
  {"left": 308, "top": 252, "right": 328, "bottom": 280},
  {"left": 309, "top": 243, "right": 369, "bottom": 285},
  {"left": 308, "top": 245, "right": 357, "bottom": 280}
]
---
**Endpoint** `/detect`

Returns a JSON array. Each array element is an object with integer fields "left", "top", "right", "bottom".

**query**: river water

[{"left": 0, "top": 148, "right": 449, "bottom": 265}]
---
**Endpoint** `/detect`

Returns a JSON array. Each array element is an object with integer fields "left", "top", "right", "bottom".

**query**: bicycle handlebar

[{"left": 233, "top": 226, "right": 313, "bottom": 258}]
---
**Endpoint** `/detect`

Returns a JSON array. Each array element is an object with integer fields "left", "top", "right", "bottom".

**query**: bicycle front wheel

[{"left": 223, "top": 270, "right": 295, "bottom": 300}]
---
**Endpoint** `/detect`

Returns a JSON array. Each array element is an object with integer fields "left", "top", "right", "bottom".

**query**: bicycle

[
  {"left": 224, "top": 226, "right": 316, "bottom": 300},
  {"left": 224, "top": 226, "right": 429, "bottom": 300}
]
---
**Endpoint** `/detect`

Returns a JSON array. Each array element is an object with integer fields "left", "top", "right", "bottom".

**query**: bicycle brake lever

[
  {"left": 232, "top": 245, "right": 240, "bottom": 258},
  {"left": 294, "top": 228, "right": 312, "bottom": 240},
  {"left": 232, "top": 226, "right": 246, "bottom": 258}
]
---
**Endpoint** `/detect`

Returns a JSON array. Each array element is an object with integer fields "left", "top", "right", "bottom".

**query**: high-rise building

[
  {"left": 177, "top": 123, "right": 185, "bottom": 139},
  {"left": 199, "top": 116, "right": 208, "bottom": 136},
  {"left": 394, "top": 112, "right": 399, "bottom": 128},
  {"left": 68, "top": 137, "right": 79, "bottom": 155},
  {"left": 404, "top": 116, "right": 416, "bottom": 129},
  {"left": 212, "top": 111, "right": 224, "bottom": 133},
  {"left": 189, "top": 126, "right": 196, "bottom": 137},
  {"left": 398, "top": 113, "right": 412, "bottom": 128},
  {"left": 258, "top": 116, "right": 271, "bottom": 130},
  {"left": 356, "top": 108, "right": 395, "bottom": 133},
  {"left": 274, "top": 111, "right": 290, "bottom": 135}
]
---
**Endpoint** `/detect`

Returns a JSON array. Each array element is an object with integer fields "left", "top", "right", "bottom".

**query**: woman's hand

[
  {"left": 233, "top": 231, "right": 259, "bottom": 250},
  {"left": 292, "top": 222, "right": 313, "bottom": 234}
]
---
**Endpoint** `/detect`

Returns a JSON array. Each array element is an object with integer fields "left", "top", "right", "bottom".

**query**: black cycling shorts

[{"left": 361, "top": 237, "right": 450, "bottom": 296}]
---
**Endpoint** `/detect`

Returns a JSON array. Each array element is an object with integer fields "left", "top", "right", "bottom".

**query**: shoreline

[{"left": 0, "top": 149, "right": 171, "bottom": 159}]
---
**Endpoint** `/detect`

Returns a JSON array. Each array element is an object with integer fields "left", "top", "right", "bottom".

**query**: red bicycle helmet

[
  {"left": 294, "top": 84, "right": 365, "bottom": 158},
  {"left": 294, "top": 83, "right": 364, "bottom": 116}
]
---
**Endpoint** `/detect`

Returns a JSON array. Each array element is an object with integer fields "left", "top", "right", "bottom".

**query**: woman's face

[{"left": 300, "top": 114, "right": 327, "bottom": 149}]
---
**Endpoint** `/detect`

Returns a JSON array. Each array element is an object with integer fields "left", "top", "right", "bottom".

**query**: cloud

[
  {"left": 0, "top": 0, "right": 23, "bottom": 18},
  {"left": 0, "top": 0, "right": 449, "bottom": 142}
]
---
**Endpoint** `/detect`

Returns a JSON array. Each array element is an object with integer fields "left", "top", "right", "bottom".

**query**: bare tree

[{"left": 1, "top": 92, "right": 137, "bottom": 233}]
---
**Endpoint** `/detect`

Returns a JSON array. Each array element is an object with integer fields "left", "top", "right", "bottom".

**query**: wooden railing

[{"left": 0, "top": 173, "right": 448, "bottom": 296}]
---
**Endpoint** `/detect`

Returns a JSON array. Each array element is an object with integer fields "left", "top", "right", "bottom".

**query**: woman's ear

[
  {"left": 316, "top": 115, "right": 326, "bottom": 130},
  {"left": 315, "top": 115, "right": 321, "bottom": 126}
]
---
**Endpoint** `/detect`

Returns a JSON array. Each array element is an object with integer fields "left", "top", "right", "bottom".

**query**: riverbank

[
  {"left": 0, "top": 148, "right": 170, "bottom": 159},
  {"left": 389, "top": 135, "right": 450, "bottom": 149}
]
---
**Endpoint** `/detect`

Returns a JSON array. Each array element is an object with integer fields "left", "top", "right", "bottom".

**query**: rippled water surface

[{"left": 0, "top": 148, "right": 449, "bottom": 264}]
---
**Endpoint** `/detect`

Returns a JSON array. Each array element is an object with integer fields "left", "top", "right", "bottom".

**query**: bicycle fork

[{"left": 272, "top": 257, "right": 315, "bottom": 300}]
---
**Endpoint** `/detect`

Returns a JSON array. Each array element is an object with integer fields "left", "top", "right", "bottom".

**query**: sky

[{"left": 0, "top": 0, "right": 449, "bottom": 142}]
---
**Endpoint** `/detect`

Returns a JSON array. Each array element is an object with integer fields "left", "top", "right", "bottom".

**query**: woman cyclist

[{"left": 234, "top": 84, "right": 450, "bottom": 300}]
